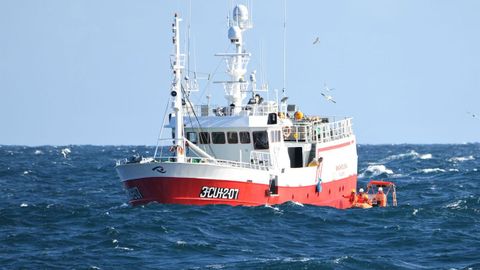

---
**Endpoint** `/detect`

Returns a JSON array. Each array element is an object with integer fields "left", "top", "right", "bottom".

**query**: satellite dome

[
  {"left": 233, "top": 4, "right": 249, "bottom": 28},
  {"left": 228, "top": 26, "right": 242, "bottom": 43}
]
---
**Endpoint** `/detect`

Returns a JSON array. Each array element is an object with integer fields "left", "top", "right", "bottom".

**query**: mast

[
  {"left": 215, "top": 5, "right": 252, "bottom": 115},
  {"left": 171, "top": 13, "right": 185, "bottom": 162}
]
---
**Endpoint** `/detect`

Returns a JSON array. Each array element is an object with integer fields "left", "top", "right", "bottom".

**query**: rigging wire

[
  {"left": 282, "top": 0, "right": 287, "bottom": 98},
  {"left": 195, "top": 43, "right": 233, "bottom": 105},
  {"left": 154, "top": 96, "right": 172, "bottom": 159},
  {"left": 181, "top": 83, "right": 217, "bottom": 158}
]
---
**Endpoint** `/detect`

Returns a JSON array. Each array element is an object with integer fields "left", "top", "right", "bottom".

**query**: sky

[{"left": 0, "top": 0, "right": 479, "bottom": 145}]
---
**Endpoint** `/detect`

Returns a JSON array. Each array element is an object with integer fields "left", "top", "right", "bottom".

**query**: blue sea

[{"left": 1, "top": 144, "right": 479, "bottom": 269}]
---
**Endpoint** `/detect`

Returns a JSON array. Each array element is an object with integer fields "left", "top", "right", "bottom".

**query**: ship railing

[
  {"left": 116, "top": 155, "right": 272, "bottom": 171},
  {"left": 249, "top": 151, "right": 273, "bottom": 170},
  {"left": 192, "top": 102, "right": 278, "bottom": 117},
  {"left": 284, "top": 118, "right": 354, "bottom": 144}
]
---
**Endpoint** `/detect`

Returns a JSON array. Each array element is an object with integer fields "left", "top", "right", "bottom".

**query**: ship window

[
  {"left": 269, "top": 130, "right": 282, "bottom": 142},
  {"left": 239, "top": 131, "right": 251, "bottom": 144},
  {"left": 227, "top": 132, "right": 238, "bottom": 144},
  {"left": 186, "top": 132, "right": 198, "bottom": 144},
  {"left": 212, "top": 132, "right": 226, "bottom": 144},
  {"left": 199, "top": 132, "right": 210, "bottom": 144},
  {"left": 253, "top": 131, "right": 269, "bottom": 150}
]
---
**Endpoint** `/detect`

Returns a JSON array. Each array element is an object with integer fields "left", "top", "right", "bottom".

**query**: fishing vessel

[{"left": 116, "top": 5, "right": 358, "bottom": 208}]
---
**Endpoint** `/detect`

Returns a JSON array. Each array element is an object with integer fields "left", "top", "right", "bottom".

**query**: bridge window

[
  {"left": 212, "top": 132, "right": 226, "bottom": 144},
  {"left": 270, "top": 130, "right": 282, "bottom": 142},
  {"left": 227, "top": 132, "right": 238, "bottom": 144},
  {"left": 186, "top": 132, "right": 198, "bottom": 144},
  {"left": 239, "top": 131, "right": 251, "bottom": 144},
  {"left": 253, "top": 131, "right": 269, "bottom": 150},
  {"left": 199, "top": 132, "right": 210, "bottom": 144}
]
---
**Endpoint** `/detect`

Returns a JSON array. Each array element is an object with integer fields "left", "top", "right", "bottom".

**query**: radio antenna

[{"left": 282, "top": 0, "right": 287, "bottom": 98}]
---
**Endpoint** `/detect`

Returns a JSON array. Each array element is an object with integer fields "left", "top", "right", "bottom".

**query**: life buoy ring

[{"left": 283, "top": 126, "right": 291, "bottom": 137}]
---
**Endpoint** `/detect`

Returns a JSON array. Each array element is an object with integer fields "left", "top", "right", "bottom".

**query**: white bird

[
  {"left": 320, "top": 83, "right": 336, "bottom": 103},
  {"left": 313, "top": 37, "right": 320, "bottom": 45},
  {"left": 321, "top": 92, "right": 336, "bottom": 103},
  {"left": 467, "top": 111, "right": 478, "bottom": 119}
]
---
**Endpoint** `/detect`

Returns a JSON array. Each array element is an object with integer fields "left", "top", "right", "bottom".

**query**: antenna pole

[
  {"left": 282, "top": 0, "right": 287, "bottom": 97},
  {"left": 172, "top": 13, "right": 185, "bottom": 162}
]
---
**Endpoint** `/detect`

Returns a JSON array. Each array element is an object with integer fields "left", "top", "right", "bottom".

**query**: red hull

[{"left": 124, "top": 175, "right": 357, "bottom": 209}]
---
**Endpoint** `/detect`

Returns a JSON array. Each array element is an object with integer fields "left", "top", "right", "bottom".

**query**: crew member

[
  {"left": 356, "top": 188, "right": 371, "bottom": 205},
  {"left": 375, "top": 187, "right": 387, "bottom": 207},
  {"left": 343, "top": 189, "right": 357, "bottom": 205}
]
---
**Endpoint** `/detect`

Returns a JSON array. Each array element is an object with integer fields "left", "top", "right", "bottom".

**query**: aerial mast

[
  {"left": 215, "top": 5, "right": 252, "bottom": 115},
  {"left": 171, "top": 13, "right": 185, "bottom": 162}
]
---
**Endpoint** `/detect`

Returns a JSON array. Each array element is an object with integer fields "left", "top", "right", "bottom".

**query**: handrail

[
  {"left": 116, "top": 155, "right": 272, "bottom": 171},
  {"left": 284, "top": 118, "right": 354, "bottom": 143}
]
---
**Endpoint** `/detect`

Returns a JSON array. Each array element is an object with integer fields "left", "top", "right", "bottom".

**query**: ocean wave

[
  {"left": 419, "top": 153, "right": 432, "bottom": 160},
  {"left": 448, "top": 155, "right": 475, "bottom": 162},
  {"left": 288, "top": 201, "right": 304, "bottom": 207},
  {"left": 61, "top": 148, "right": 71, "bottom": 158},
  {"left": 359, "top": 164, "right": 394, "bottom": 178},
  {"left": 416, "top": 168, "right": 446, "bottom": 174},
  {"left": 381, "top": 150, "right": 432, "bottom": 162},
  {"left": 264, "top": 204, "right": 283, "bottom": 214},
  {"left": 444, "top": 200, "right": 467, "bottom": 210}
]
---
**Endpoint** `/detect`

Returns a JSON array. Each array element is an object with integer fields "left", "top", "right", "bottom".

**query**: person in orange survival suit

[
  {"left": 375, "top": 187, "right": 387, "bottom": 207},
  {"left": 343, "top": 189, "right": 357, "bottom": 205},
  {"left": 356, "top": 188, "right": 371, "bottom": 205}
]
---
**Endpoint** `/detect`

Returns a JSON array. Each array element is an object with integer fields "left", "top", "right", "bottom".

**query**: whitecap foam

[
  {"left": 206, "top": 264, "right": 224, "bottom": 269},
  {"left": 288, "top": 201, "right": 304, "bottom": 207},
  {"left": 359, "top": 164, "right": 394, "bottom": 178},
  {"left": 412, "top": 209, "right": 418, "bottom": 215},
  {"left": 333, "top": 255, "right": 348, "bottom": 264},
  {"left": 264, "top": 204, "right": 283, "bottom": 214},
  {"left": 419, "top": 154, "right": 432, "bottom": 160},
  {"left": 382, "top": 150, "right": 419, "bottom": 162},
  {"left": 114, "top": 246, "right": 133, "bottom": 251},
  {"left": 34, "top": 150, "right": 43, "bottom": 155},
  {"left": 418, "top": 168, "right": 446, "bottom": 174},
  {"left": 176, "top": 240, "right": 187, "bottom": 245},
  {"left": 448, "top": 155, "right": 474, "bottom": 162},
  {"left": 61, "top": 148, "right": 71, "bottom": 158},
  {"left": 445, "top": 200, "right": 466, "bottom": 210},
  {"left": 20, "top": 203, "right": 28, "bottom": 207},
  {"left": 112, "top": 239, "right": 118, "bottom": 244}
]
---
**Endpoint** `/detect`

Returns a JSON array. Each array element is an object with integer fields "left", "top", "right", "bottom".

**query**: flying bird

[
  {"left": 321, "top": 92, "right": 336, "bottom": 103},
  {"left": 313, "top": 37, "right": 320, "bottom": 45},
  {"left": 321, "top": 84, "right": 336, "bottom": 103},
  {"left": 467, "top": 111, "right": 478, "bottom": 119}
]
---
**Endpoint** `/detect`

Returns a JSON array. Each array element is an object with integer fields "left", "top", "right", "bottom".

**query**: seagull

[
  {"left": 321, "top": 92, "right": 336, "bottom": 103},
  {"left": 321, "top": 83, "right": 336, "bottom": 103},
  {"left": 323, "top": 83, "right": 335, "bottom": 92},
  {"left": 467, "top": 111, "right": 478, "bottom": 119},
  {"left": 313, "top": 37, "right": 320, "bottom": 45}
]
